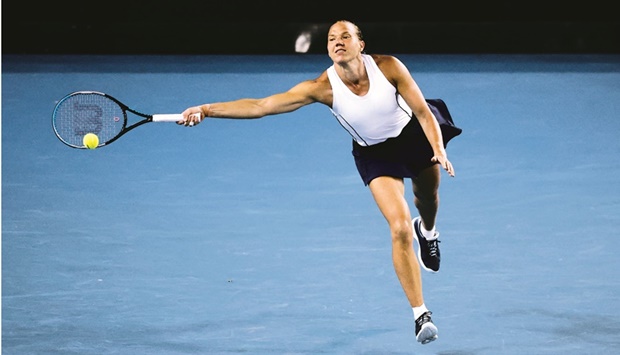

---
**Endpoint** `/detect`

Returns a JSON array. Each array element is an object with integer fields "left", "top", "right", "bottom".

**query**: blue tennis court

[{"left": 3, "top": 54, "right": 620, "bottom": 354}]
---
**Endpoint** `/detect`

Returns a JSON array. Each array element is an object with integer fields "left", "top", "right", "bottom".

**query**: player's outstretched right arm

[{"left": 179, "top": 76, "right": 328, "bottom": 126}]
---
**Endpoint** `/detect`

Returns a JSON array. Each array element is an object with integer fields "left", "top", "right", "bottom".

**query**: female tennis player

[{"left": 180, "top": 20, "right": 461, "bottom": 345}]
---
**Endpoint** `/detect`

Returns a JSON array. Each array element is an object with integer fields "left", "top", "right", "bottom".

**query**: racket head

[{"left": 52, "top": 91, "right": 128, "bottom": 148}]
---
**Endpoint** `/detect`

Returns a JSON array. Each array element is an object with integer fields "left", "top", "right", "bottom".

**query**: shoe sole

[
  {"left": 412, "top": 217, "right": 439, "bottom": 273},
  {"left": 416, "top": 322, "right": 438, "bottom": 344}
]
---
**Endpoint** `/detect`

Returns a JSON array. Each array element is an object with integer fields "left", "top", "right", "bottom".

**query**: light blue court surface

[{"left": 3, "top": 54, "right": 620, "bottom": 354}]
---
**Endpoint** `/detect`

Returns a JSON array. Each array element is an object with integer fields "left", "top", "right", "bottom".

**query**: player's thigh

[{"left": 368, "top": 176, "right": 411, "bottom": 223}]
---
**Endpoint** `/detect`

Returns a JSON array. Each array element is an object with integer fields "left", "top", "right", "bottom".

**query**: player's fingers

[
  {"left": 180, "top": 113, "right": 199, "bottom": 127},
  {"left": 445, "top": 161, "right": 455, "bottom": 177},
  {"left": 190, "top": 113, "right": 202, "bottom": 124}
]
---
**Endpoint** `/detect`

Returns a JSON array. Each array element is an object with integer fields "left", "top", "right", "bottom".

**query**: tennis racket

[{"left": 52, "top": 91, "right": 192, "bottom": 149}]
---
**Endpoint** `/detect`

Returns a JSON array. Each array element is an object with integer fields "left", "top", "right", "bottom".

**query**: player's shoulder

[
  {"left": 303, "top": 70, "right": 331, "bottom": 89},
  {"left": 369, "top": 53, "right": 400, "bottom": 66},
  {"left": 303, "top": 71, "right": 332, "bottom": 104},
  {"left": 288, "top": 71, "right": 331, "bottom": 103},
  {"left": 369, "top": 54, "right": 408, "bottom": 78}
]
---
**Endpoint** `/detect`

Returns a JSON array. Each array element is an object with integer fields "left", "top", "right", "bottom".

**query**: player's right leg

[{"left": 368, "top": 176, "right": 438, "bottom": 344}]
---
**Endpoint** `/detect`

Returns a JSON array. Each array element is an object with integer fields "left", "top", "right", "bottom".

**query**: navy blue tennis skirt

[{"left": 352, "top": 99, "right": 462, "bottom": 185}]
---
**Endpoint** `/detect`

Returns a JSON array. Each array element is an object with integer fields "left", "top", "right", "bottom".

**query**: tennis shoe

[
  {"left": 412, "top": 217, "right": 441, "bottom": 272},
  {"left": 415, "top": 311, "right": 438, "bottom": 344}
]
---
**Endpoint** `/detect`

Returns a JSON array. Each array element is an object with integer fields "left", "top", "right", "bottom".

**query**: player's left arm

[{"left": 378, "top": 55, "right": 455, "bottom": 177}]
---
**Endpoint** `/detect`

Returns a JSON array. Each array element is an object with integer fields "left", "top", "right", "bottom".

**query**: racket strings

[{"left": 53, "top": 93, "right": 125, "bottom": 146}]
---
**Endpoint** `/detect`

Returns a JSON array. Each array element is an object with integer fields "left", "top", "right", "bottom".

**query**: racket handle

[{"left": 152, "top": 114, "right": 184, "bottom": 122}]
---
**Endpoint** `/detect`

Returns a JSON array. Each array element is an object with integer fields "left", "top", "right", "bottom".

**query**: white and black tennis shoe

[
  {"left": 412, "top": 217, "right": 441, "bottom": 272},
  {"left": 415, "top": 311, "right": 438, "bottom": 344}
]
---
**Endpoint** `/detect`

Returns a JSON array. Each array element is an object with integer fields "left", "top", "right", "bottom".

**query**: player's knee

[{"left": 390, "top": 219, "right": 413, "bottom": 247}]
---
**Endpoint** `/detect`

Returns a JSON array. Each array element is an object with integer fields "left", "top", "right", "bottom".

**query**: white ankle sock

[
  {"left": 413, "top": 304, "right": 429, "bottom": 320},
  {"left": 420, "top": 221, "right": 436, "bottom": 240}
]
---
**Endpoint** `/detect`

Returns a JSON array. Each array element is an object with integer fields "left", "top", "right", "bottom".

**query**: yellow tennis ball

[{"left": 83, "top": 133, "right": 99, "bottom": 149}]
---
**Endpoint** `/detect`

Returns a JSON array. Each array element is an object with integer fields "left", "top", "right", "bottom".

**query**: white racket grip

[
  {"left": 152, "top": 114, "right": 184, "bottom": 122},
  {"left": 152, "top": 113, "right": 202, "bottom": 123}
]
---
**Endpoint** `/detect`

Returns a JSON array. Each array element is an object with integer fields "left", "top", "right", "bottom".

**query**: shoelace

[
  {"left": 416, "top": 311, "right": 433, "bottom": 327},
  {"left": 427, "top": 239, "right": 440, "bottom": 257}
]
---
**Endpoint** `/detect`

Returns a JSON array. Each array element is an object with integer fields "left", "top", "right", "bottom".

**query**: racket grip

[{"left": 152, "top": 114, "right": 184, "bottom": 122}]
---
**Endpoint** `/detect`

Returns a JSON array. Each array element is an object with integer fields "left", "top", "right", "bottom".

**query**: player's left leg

[{"left": 412, "top": 164, "right": 442, "bottom": 272}]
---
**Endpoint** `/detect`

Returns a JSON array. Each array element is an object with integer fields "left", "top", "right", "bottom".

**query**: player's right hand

[{"left": 179, "top": 107, "right": 204, "bottom": 127}]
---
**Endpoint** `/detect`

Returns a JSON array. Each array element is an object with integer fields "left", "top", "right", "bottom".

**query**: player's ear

[{"left": 360, "top": 40, "right": 365, "bottom": 53}]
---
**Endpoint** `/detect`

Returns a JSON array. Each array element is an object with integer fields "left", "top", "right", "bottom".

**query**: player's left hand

[{"left": 431, "top": 155, "right": 455, "bottom": 177}]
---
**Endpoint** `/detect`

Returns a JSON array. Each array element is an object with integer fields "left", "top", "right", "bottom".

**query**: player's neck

[{"left": 337, "top": 58, "right": 368, "bottom": 95}]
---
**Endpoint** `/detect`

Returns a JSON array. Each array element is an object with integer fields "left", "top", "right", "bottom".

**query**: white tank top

[{"left": 327, "top": 54, "right": 412, "bottom": 146}]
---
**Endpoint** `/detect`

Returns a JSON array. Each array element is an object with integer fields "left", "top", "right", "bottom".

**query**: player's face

[{"left": 327, "top": 22, "right": 364, "bottom": 63}]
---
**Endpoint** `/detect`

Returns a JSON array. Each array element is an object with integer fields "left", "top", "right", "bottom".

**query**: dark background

[{"left": 3, "top": 0, "right": 619, "bottom": 54}]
